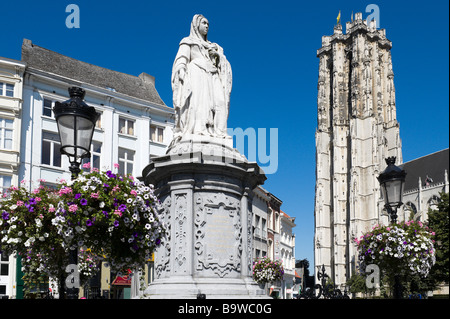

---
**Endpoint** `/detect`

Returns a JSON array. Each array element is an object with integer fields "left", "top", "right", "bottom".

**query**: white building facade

[
  {"left": 251, "top": 188, "right": 296, "bottom": 298},
  {"left": 2, "top": 39, "right": 174, "bottom": 298},
  {"left": 252, "top": 186, "right": 270, "bottom": 259},
  {"left": 279, "top": 211, "right": 296, "bottom": 299},
  {"left": 19, "top": 39, "right": 174, "bottom": 190},
  {"left": 0, "top": 56, "right": 26, "bottom": 299}
]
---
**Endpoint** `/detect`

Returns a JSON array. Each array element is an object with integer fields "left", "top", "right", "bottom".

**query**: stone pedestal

[{"left": 141, "top": 137, "right": 267, "bottom": 298}]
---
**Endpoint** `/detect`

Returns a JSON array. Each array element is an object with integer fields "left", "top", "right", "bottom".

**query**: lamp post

[
  {"left": 53, "top": 87, "right": 99, "bottom": 299},
  {"left": 377, "top": 156, "right": 406, "bottom": 299},
  {"left": 377, "top": 156, "right": 406, "bottom": 224}
]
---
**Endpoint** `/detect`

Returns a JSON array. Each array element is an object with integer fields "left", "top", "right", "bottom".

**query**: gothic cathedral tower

[{"left": 314, "top": 13, "right": 402, "bottom": 288}]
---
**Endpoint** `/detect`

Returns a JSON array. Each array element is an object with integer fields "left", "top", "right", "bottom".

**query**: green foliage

[
  {"left": 346, "top": 273, "right": 376, "bottom": 297},
  {"left": 427, "top": 192, "right": 449, "bottom": 284}
]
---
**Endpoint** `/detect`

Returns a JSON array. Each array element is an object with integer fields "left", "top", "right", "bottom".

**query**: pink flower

[
  {"left": 114, "top": 163, "right": 120, "bottom": 169},
  {"left": 82, "top": 162, "right": 91, "bottom": 169},
  {"left": 48, "top": 206, "right": 55, "bottom": 213},
  {"left": 69, "top": 204, "right": 78, "bottom": 212},
  {"left": 130, "top": 190, "right": 137, "bottom": 196},
  {"left": 90, "top": 193, "right": 99, "bottom": 199},
  {"left": 59, "top": 187, "right": 73, "bottom": 196},
  {"left": 113, "top": 210, "right": 122, "bottom": 217},
  {"left": 35, "top": 197, "right": 42, "bottom": 202},
  {"left": 16, "top": 200, "right": 24, "bottom": 206}
]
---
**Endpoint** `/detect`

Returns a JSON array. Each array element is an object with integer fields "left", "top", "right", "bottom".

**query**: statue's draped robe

[{"left": 171, "top": 15, "right": 232, "bottom": 141}]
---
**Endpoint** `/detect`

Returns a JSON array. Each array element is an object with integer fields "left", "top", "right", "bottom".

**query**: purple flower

[
  {"left": 80, "top": 198, "right": 88, "bottom": 206},
  {"left": 118, "top": 204, "right": 127, "bottom": 212},
  {"left": 75, "top": 193, "right": 82, "bottom": 199},
  {"left": 114, "top": 220, "right": 119, "bottom": 227},
  {"left": 103, "top": 211, "right": 109, "bottom": 218},
  {"left": 155, "top": 238, "right": 161, "bottom": 245},
  {"left": 28, "top": 198, "right": 37, "bottom": 205},
  {"left": 1, "top": 211, "right": 9, "bottom": 220},
  {"left": 106, "top": 171, "right": 116, "bottom": 179},
  {"left": 86, "top": 219, "right": 93, "bottom": 226},
  {"left": 103, "top": 183, "right": 109, "bottom": 188}
]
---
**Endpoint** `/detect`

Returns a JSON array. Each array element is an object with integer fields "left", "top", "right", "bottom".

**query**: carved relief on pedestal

[
  {"left": 173, "top": 193, "right": 188, "bottom": 274},
  {"left": 194, "top": 192, "right": 242, "bottom": 278},
  {"left": 155, "top": 195, "right": 172, "bottom": 278}
]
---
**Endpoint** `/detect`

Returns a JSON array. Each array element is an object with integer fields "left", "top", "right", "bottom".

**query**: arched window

[
  {"left": 403, "top": 201, "right": 417, "bottom": 221},
  {"left": 427, "top": 195, "right": 441, "bottom": 211}
]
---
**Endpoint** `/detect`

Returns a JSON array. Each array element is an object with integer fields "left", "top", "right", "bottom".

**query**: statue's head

[{"left": 191, "top": 14, "right": 209, "bottom": 40}]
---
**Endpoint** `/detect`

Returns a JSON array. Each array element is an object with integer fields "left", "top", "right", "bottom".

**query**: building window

[
  {"left": 0, "top": 175, "right": 12, "bottom": 195},
  {"left": 254, "top": 215, "right": 260, "bottom": 237},
  {"left": 0, "top": 82, "right": 14, "bottom": 97},
  {"left": 150, "top": 125, "right": 164, "bottom": 143},
  {"left": 41, "top": 131, "right": 62, "bottom": 167},
  {"left": 43, "top": 98, "right": 53, "bottom": 117},
  {"left": 118, "top": 147, "right": 134, "bottom": 176},
  {"left": 261, "top": 218, "right": 267, "bottom": 239},
  {"left": 0, "top": 253, "right": 9, "bottom": 276},
  {"left": 95, "top": 113, "right": 102, "bottom": 129},
  {"left": 0, "top": 118, "right": 13, "bottom": 150},
  {"left": 82, "top": 141, "right": 102, "bottom": 171},
  {"left": 119, "top": 117, "right": 134, "bottom": 136}
]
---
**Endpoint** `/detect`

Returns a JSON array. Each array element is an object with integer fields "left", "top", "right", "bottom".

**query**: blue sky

[{"left": 1, "top": 0, "right": 448, "bottom": 271}]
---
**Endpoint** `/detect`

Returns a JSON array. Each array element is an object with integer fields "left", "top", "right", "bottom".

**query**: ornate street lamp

[
  {"left": 377, "top": 156, "right": 406, "bottom": 224},
  {"left": 53, "top": 87, "right": 99, "bottom": 299},
  {"left": 377, "top": 156, "right": 406, "bottom": 299},
  {"left": 53, "top": 87, "right": 100, "bottom": 179}
]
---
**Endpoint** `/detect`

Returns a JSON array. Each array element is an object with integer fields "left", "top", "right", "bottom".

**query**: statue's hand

[{"left": 178, "top": 68, "right": 185, "bottom": 82}]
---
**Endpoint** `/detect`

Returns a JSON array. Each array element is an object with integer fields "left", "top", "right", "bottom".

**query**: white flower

[
  {"left": 35, "top": 218, "right": 43, "bottom": 228},
  {"left": 99, "top": 201, "right": 105, "bottom": 208}
]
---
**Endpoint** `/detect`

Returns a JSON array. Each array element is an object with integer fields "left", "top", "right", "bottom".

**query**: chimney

[{"left": 139, "top": 72, "right": 155, "bottom": 86}]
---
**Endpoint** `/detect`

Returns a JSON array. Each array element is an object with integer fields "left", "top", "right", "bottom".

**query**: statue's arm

[{"left": 173, "top": 43, "right": 191, "bottom": 83}]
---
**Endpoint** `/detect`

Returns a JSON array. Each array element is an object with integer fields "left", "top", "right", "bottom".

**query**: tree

[
  {"left": 346, "top": 273, "right": 376, "bottom": 298},
  {"left": 295, "top": 258, "right": 310, "bottom": 277},
  {"left": 427, "top": 192, "right": 449, "bottom": 286},
  {"left": 295, "top": 258, "right": 314, "bottom": 290}
]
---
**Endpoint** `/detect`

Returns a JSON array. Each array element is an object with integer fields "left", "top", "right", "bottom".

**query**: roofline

[
  {"left": 25, "top": 66, "right": 174, "bottom": 116},
  {"left": 21, "top": 39, "right": 168, "bottom": 107},
  {"left": 401, "top": 148, "right": 449, "bottom": 166},
  {"left": 0, "top": 56, "right": 26, "bottom": 68}
]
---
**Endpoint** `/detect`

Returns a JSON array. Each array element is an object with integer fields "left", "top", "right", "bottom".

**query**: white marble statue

[{"left": 171, "top": 14, "right": 232, "bottom": 143}]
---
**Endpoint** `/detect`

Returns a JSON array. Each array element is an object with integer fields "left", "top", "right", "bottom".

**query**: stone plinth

[{"left": 141, "top": 140, "right": 267, "bottom": 298}]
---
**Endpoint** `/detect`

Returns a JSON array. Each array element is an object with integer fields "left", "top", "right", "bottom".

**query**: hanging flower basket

[
  {"left": 0, "top": 181, "right": 71, "bottom": 294},
  {"left": 52, "top": 166, "right": 166, "bottom": 274},
  {"left": 252, "top": 257, "right": 284, "bottom": 285},
  {"left": 355, "top": 221, "right": 436, "bottom": 278}
]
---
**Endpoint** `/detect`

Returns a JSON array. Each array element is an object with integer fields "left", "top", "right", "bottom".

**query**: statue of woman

[{"left": 171, "top": 14, "right": 232, "bottom": 143}]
